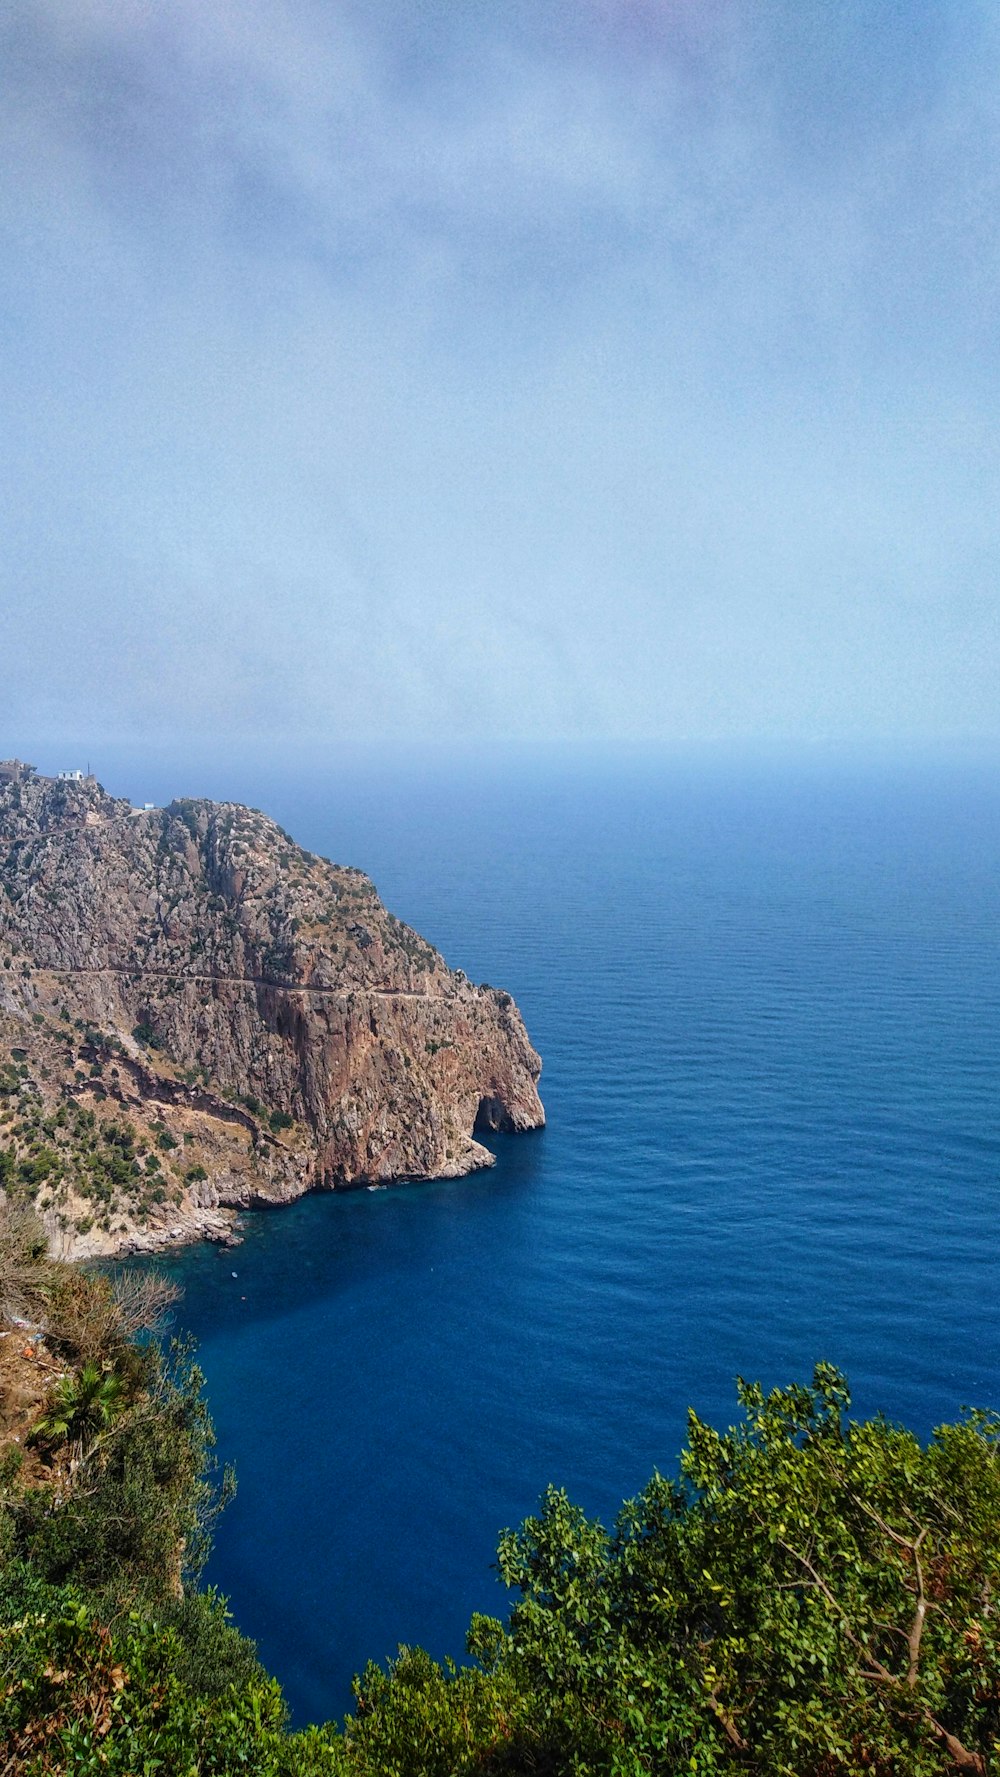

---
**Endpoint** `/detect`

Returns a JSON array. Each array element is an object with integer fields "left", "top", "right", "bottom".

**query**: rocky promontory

[{"left": 0, "top": 763, "right": 543, "bottom": 1258}]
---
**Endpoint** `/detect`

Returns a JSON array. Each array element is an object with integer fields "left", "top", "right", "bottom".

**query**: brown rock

[{"left": 0, "top": 774, "right": 543, "bottom": 1256}]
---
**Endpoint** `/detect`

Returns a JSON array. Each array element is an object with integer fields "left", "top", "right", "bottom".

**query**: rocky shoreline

[{"left": 0, "top": 764, "right": 543, "bottom": 1261}]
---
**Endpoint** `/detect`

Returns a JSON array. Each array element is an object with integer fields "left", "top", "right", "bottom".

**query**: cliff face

[{"left": 0, "top": 773, "right": 543, "bottom": 1257}]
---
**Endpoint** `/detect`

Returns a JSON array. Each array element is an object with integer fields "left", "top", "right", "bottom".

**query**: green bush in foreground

[
  {"left": 4, "top": 1364, "right": 1000, "bottom": 1773},
  {"left": 481, "top": 1365, "right": 1000, "bottom": 1774},
  {"left": 0, "top": 1571, "right": 301, "bottom": 1776}
]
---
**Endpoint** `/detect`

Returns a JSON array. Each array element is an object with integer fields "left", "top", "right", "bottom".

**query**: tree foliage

[
  {"left": 11, "top": 1336, "right": 234, "bottom": 1615},
  {"left": 319, "top": 1366, "right": 1000, "bottom": 1775},
  {"left": 484, "top": 1364, "right": 1000, "bottom": 1773},
  {"left": 4, "top": 1358, "right": 1000, "bottom": 1773},
  {"left": 0, "top": 1571, "right": 301, "bottom": 1776}
]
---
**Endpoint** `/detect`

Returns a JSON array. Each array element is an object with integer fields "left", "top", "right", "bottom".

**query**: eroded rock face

[{"left": 0, "top": 773, "right": 543, "bottom": 1255}]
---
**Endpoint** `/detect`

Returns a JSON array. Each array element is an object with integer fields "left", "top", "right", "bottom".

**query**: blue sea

[{"left": 120, "top": 750, "right": 1000, "bottom": 1726}]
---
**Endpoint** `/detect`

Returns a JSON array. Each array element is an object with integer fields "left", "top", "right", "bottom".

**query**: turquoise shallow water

[{"left": 138, "top": 754, "right": 1000, "bottom": 1725}]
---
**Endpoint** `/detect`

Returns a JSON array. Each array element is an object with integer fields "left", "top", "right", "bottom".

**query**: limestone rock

[{"left": 0, "top": 771, "right": 543, "bottom": 1256}]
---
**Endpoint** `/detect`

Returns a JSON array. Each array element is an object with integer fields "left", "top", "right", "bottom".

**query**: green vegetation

[
  {"left": 469, "top": 1367, "right": 1000, "bottom": 1773},
  {"left": 0, "top": 1017, "right": 221, "bottom": 1235},
  {"left": 1, "top": 1221, "right": 999, "bottom": 1777},
  {"left": 29, "top": 1360, "right": 125, "bottom": 1454},
  {"left": 0, "top": 1084, "right": 184, "bottom": 1229}
]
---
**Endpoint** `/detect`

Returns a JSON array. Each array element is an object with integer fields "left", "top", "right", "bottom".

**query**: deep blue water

[{"left": 134, "top": 753, "right": 1000, "bottom": 1726}]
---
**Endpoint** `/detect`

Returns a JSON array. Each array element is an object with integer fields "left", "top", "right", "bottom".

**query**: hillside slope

[{"left": 0, "top": 768, "right": 543, "bottom": 1256}]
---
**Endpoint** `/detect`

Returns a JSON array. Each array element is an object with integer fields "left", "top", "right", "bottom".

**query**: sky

[{"left": 1, "top": 0, "right": 998, "bottom": 760}]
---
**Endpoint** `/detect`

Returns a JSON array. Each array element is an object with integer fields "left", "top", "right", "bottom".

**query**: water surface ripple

[{"left": 149, "top": 758, "right": 1000, "bottom": 1723}]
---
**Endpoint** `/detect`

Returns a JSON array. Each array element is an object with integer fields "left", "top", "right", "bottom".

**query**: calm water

[{"left": 136, "top": 753, "right": 1000, "bottom": 1725}]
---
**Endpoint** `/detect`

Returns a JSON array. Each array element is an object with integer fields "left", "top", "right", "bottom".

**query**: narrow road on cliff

[{"left": 24, "top": 964, "right": 460, "bottom": 1002}]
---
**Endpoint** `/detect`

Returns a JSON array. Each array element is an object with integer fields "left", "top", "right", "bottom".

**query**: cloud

[{"left": 1, "top": 0, "right": 998, "bottom": 750}]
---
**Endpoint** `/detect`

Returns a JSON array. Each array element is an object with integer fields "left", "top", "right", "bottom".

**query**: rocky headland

[{"left": 0, "top": 762, "right": 543, "bottom": 1259}]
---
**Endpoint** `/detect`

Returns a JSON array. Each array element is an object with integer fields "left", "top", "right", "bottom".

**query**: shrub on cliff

[
  {"left": 332, "top": 1367, "right": 1000, "bottom": 1774},
  {"left": 0, "top": 1235, "right": 268, "bottom": 1739},
  {"left": 0, "top": 1203, "right": 52, "bottom": 1322},
  {"left": 30, "top": 1360, "right": 126, "bottom": 1457},
  {"left": 11, "top": 1336, "right": 234, "bottom": 1618},
  {"left": 4, "top": 1331, "right": 1000, "bottom": 1772},
  {"left": 466, "top": 1365, "right": 1000, "bottom": 1773},
  {"left": 223, "top": 1366, "right": 1000, "bottom": 1775},
  {"left": 0, "top": 1573, "right": 298, "bottom": 1775}
]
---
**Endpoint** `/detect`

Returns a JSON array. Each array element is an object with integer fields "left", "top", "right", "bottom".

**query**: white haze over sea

[{"left": 2, "top": 0, "right": 999, "bottom": 761}]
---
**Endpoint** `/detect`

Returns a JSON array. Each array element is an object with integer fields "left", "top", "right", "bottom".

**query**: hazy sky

[{"left": 2, "top": 0, "right": 998, "bottom": 755}]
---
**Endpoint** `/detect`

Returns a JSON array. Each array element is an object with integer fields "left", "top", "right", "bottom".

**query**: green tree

[
  {"left": 0, "top": 1574, "right": 304, "bottom": 1776},
  {"left": 339, "top": 1645, "right": 532, "bottom": 1777},
  {"left": 4, "top": 1360, "right": 1000, "bottom": 1772},
  {"left": 16, "top": 1338, "right": 234, "bottom": 1616},
  {"left": 489, "top": 1364, "right": 1000, "bottom": 1773}
]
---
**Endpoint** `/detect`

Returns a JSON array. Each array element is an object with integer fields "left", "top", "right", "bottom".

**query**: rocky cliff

[{"left": 0, "top": 769, "right": 543, "bottom": 1257}]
